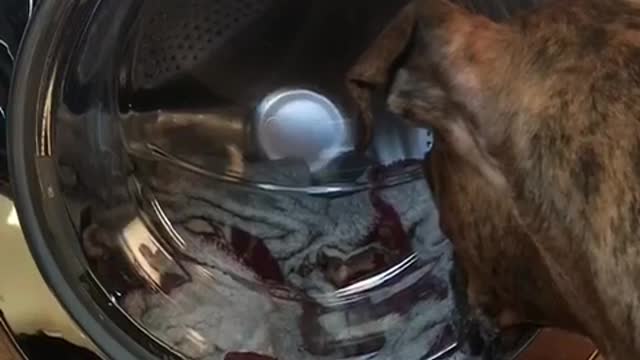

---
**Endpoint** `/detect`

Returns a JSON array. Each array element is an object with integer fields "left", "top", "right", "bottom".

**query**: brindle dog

[{"left": 348, "top": 0, "right": 640, "bottom": 359}]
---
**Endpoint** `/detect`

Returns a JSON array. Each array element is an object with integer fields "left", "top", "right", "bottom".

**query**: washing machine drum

[{"left": 8, "top": 0, "right": 537, "bottom": 359}]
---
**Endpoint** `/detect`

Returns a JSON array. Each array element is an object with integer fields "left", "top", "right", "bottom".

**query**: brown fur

[{"left": 348, "top": 0, "right": 640, "bottom": 358}]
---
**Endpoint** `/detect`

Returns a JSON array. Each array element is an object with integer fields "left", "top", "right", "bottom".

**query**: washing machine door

[{"left": 8, "top": 0, "right": 543, "bottom": 359}]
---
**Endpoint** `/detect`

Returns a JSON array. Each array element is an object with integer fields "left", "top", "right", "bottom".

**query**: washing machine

[{"left": 0, "top": 0, "right": 602, "bottom": 359}]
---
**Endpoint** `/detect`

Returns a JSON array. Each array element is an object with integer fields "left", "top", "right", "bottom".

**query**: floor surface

[{"left": 0, "top": 194, "right": 92, "bottom": 350}]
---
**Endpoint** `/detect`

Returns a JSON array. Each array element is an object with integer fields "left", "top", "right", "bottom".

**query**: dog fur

[{"left": 348, "top": 0, "right": 640, "bottom": 358}]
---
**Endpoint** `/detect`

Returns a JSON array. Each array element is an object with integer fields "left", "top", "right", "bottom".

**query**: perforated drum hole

[{"left": 134, "top": 0, "right": 275, "bottom": 87}]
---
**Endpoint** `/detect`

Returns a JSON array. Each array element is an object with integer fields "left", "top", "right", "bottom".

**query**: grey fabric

[{"left": 118, "top": 159, "right": 459, "bottom": 360}]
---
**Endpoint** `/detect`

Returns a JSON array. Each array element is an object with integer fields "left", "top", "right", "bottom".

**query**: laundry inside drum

[{"left": 51, "top": 1, "right": 468, "bottom": 359}]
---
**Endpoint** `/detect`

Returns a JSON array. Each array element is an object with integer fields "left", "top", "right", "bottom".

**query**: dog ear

[
  {"left": 347, "top": 0, "right": 509, "bottom": 149},
  {"left": 416, "top": 0, "right": 472, "bottom": 32},
  {"left": 346, "top": 2, "right": 417, "bottom": 150},
  {"left": 384, "top": 1, "right": 513, "bottom": 190},
  {"left": 413, "top": 0, "right": 511, "bottom": 110},
  {"left": 385, "top": 0, "right": 513, "bottom": 141}
]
